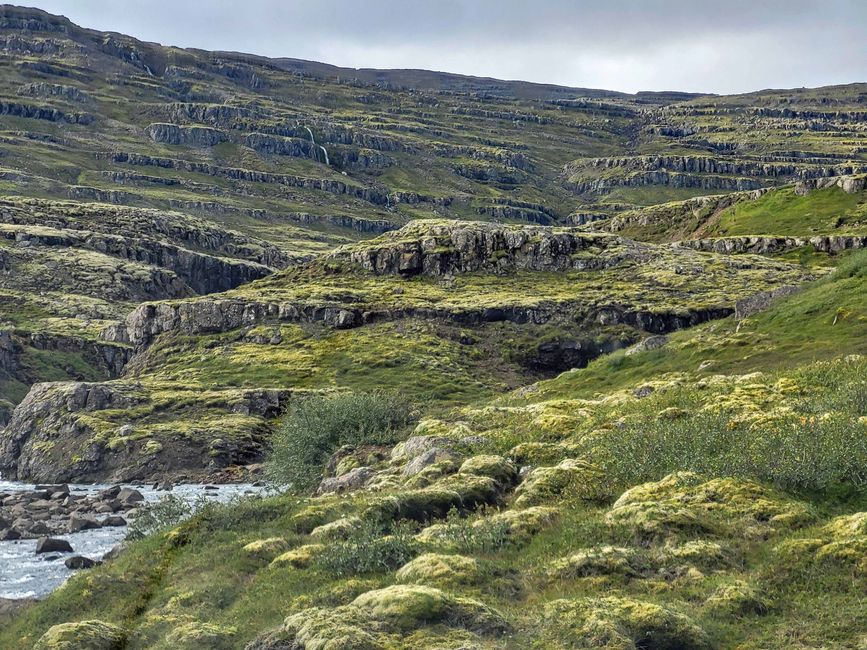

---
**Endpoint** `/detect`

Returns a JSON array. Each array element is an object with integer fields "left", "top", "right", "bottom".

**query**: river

[{"left": 0, "top": 480, "right": 266, "bottom": 600}]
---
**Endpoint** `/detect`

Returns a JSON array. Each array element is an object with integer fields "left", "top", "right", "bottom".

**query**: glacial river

[{"left": 0, "top": 480, "right": 266, "bottom": 600}]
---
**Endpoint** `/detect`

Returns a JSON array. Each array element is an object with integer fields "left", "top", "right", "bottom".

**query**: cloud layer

[{"left": 31, "top": 0, "right": 867, "bottom": 93}]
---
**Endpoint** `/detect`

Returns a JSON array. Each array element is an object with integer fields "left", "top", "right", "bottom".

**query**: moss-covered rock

[
  {"left": 352, "top": 585, "right": 506, "bottom": 635},
  {"left": 458, "top": 454, "right": 518, "bottom": 486},
  {"left": 606, "top": 472, "right": 812, "bottom": 541},
  {"left": 364, "top": 474, "right": 502, "bottom": 523},
  {"left": 542, "top": 596, "right": 708, "bottom": 649},
  {"left": 291, "top": 503, "right": 343, "bottom": 534},
  {"left": 241, "top": 537, "right": 290, "bottom": 560},
  {"left": 395, "top": 553, "right": 481, "bottom": 587},
  {"left": 823, "top": 512, "right": 867, "bottom": 538},
  {"left": 270, "top": 544, "right": 324, "bottom": 569},
  {"left": 280, "top": 607, "right": 379, "bottom": 650},
  {"left": 514, "top": 458, "right": 609, "bottom": 508},
  {"left": 507, "top": 441, "right": 571, "bottom": 466},
  {"left": 34, "top": 620, "right": 125, "bottom": 650}
]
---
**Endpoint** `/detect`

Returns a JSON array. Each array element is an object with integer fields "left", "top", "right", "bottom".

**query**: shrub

[
  {"left": 314, "top": 518, "right": 419, "bottom": 577},
  {"left": 266, "top": 391, "right": 414, "bottom": 492},
  {"left": 435, "top": 506, "right": 512, "bottom": 553},
  {"left": 590, "top": 358, "right": 867, "bottom": 493},
  {"left": 126, "top": 494, "right": 193, "bottom": 540}
]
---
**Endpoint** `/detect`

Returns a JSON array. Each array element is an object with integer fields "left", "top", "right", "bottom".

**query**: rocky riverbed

[{"left": 0, "top": 479, "right": 266, "bottom": 599}]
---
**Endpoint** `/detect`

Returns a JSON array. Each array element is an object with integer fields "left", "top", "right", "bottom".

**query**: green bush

[
  {"left": 266, "top": 391, "right": 414, "bottom": 492},
  {"left": 315, "top": 519, "right": 418, "bottom": 577},
  {"left": 127, "top": 494, "right": 193, "bottom": 540}
]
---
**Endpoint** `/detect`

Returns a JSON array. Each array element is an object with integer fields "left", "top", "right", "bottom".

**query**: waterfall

[{"left": 303, "top": 126, "right": 329, "bottom": 166}]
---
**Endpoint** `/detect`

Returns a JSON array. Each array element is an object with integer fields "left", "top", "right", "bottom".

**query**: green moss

[
  {"left": 395, "top": 553, "right": 481, "bottom": 587},
  {"left": 514, "top": 459, "right": 609, "bottom": 508},
  {"left": 542, "top": 596, "right": 708, "bottom": 649},
  {"left": 33, "top": 620, "right": 125, "bottom": 650},
  {"left": 606, "top": 473, "right": 813, "bottom": 541}
]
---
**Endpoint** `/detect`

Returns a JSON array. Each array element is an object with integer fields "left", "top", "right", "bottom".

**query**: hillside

[{"left": 0, "top": 4, "right": 865, "bottom": 649}]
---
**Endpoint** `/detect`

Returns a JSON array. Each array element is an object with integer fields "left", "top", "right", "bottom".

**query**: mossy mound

[
  {"left": 270, "top": 544, "right": 324, "bottom": 569},
  {"left": 253, "top": 585, "right": 506, "bottom": 648},
  {"left": 395, "top": 553, "right": 481, "bottom": 587},
  {"left": 165, "top": 621, "right": 237, "bottom": 648},
  {"left": 241, "top": 537, "right": 290, "bottom": 560},
  {"left": 364, "top": 473, "right": 503, "bottom": 523},
  {"left": 606, "top": 472, "right": 812, "bottom": 541},
  {"left": 703, "top": 580, "right": 769, "bottom": 616},
  {"left": 547, "top": 546, "right": 639, "bottom": 579},
  {"left": 542, "top": 596, "right": 708, "bottom": 649},
  {"left": 513, "top": 458, "right": 609, "bottom": 508},
  {"left": 458, "top": 454, "right": 518, "bottom": 486},
  {"left": 310, "top": 516, "right": 361, "bottom": 540},
  {"left": 775, "top": 511, "right": 867, "bottom": 575},
  {"left": 34, "top": 620, "right": 125, "bottom": 650}
]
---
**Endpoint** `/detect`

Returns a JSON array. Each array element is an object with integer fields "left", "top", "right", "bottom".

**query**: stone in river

[{"left": 35, "top": 537, "right": 73, "bottom": 554}]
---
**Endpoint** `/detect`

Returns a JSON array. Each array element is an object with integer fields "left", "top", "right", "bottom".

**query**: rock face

[
  {"left": 679, "top": 235, "right": 867, "bottom": 256},
  {"left": 0, "top": 380, "right": 291, "bottom": 482},
  {"left": 333, "top": 221, "right": 646, "bottom": 277},
  {"left": 0, "top": 382, "right": 142, "bottom": 481},
  {"left": 146, "top": 123, "right": 227, "bottom": 146}
]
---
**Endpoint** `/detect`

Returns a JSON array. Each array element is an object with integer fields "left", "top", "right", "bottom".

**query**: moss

[
  {"left": 310, "top": 516, "right": 361, "bottom": 540},
  {"left": 514, "top": 459, "right": 609, "bottom": 508},
  {"left": 703, "top": 581, "right": 769, "bottom": 616},
  {"left": 547, "top": 546, "right": 639, "bottom": 580},
  {"left": 241, "top": 537, "right": 290, "bottom": 560},
  {"left": 365, "top": 473, "right": 502, "bottom": 524},
  {"left": 164, "top": 621, "right": 237, "bottom": 648},
  {"left": 457, "top": 454, "right": 517, "bottom": 486},
  {"left": 395, "top": 553, "right": 481, "bottom": 587},
  {"left": 33, "top": 620, "right": 125, "bottom": 650},
  {"left": 661, "top": 540, "right": 729, "bottom": 568},
  {"left": 270, "top": 544, "right": 324, "bottom": 569},
  {"left": 281, "top": 607, "right": 378, "bottom": 650},
  {"left": 605, "top": 472, "right": 812, "bottom": 541},
  {"left": 351, "top": 584, "right": 452, "bottom": 631},
  {"left": 291, "top": 503, "right": 342, "bottom": 534},
  {"left": 507, "top": 441, "right": 571, "bottom": 466},
  {"left": 823, "top": 512, "right": 867, "bottom": 539},
  {"left": 542, "top": 596, "right": 708, "bottom": 649}
]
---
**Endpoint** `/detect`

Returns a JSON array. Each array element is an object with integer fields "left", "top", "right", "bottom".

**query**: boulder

[
  {"left": 117, "top": 487, "right": 144, "bottom": 506},
  {"left": 65, "top": 555, "right": 101, "bottom": 569},
  {"left": 68, "top": 515, "right": 101, "bottom": 533},
  {"left": 102, "top": 515, "right": 127, "bottom": 527},
  {"left": 35, "top": 537, "right": 73, "bottom": 554}
]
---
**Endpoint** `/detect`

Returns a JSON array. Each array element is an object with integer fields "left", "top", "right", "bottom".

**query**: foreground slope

[{"left": 3, "top": 252, "right": 865, "bottom": 649}]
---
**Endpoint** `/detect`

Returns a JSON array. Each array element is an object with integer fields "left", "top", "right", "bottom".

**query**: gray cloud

[{"left": 27, "top": 0, "right": 867, "bottom": 93}]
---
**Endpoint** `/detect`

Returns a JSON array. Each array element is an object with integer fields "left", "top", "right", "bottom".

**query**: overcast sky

[{"left": 27, "top": 0, "right": 867, "bottom": 94}]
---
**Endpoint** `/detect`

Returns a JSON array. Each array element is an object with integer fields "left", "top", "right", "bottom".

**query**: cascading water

[{"left": 303, "top": 126, "right": 329, "bottom": 166}]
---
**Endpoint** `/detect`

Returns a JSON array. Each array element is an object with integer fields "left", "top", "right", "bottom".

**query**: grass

[{"left": 710, "top": 183, "right": 867, "bottom": 237}]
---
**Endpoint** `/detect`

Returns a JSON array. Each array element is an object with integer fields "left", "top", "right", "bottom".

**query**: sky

[{"left": 27, "top": 0, "right": 867, "bottom": 95}]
